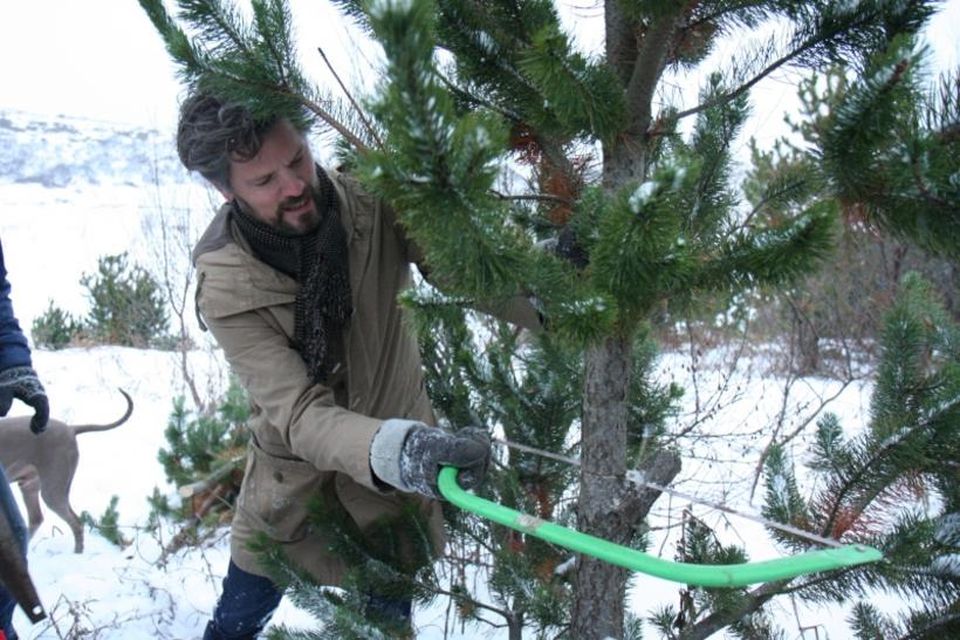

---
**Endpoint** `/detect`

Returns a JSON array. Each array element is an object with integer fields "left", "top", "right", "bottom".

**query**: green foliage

[
  {"left": 29, "top": 254, "right": 176, "bottom": 350},
  {"left": 81, "top": 252, "right": 172, "bottom": 348},
  {"left": 355, "top": 0, "right": 839, "bottom": 347},
  {"left": 81, "top": 495, "right": 130, "bottom": 549},
  {"left": 157, "top": 379, "right": 250, "bottom": 523},
  {"left": 740, "top": 36, "right": 960, "bottom": 368},
  {"left": 145, "top": 486, "right": 174, "bottom": 531},
  {"left": 256, "top": 495, "right": 435, "bottom": 639},
  {"left": 158, "top": 381, "right": 249, "bottom": 487},
  {"left": 400, "top": 293, "right": 680, "bottom": 635},
  {"left": 138, "top": 0, "right": 315, "bottom": 132},
  {"left": 661, "top": 515, "right": 790, "bottom": 639},
  {"left": 760, "top": 273, "right": 960, "bottom": 633},
  {"left": 30, "top": 300, "right": 82, "bottom": 349},
  {"left": 761, "top": 444, "right": 814, "bottom": 553},
  {"left": 432, "top": 0, "right": 626, "bottom": 144},
  {"left": 792, "top": 38, "right": 960, "bottom": 258}
]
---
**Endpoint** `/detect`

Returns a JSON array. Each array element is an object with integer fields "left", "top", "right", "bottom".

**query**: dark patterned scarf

[{"left": 232, "top": 168, "right": 352, "bottom": 384}]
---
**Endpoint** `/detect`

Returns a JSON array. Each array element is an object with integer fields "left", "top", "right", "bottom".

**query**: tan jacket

[{"left": 193, "top": 168, "right": 442, "bottom": 583}]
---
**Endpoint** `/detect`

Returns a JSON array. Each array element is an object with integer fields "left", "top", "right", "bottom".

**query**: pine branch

[
  {"left": 251, "top": 0, "right": 295, "bottom": 88},
  {"left": 429, "top": 584, "right": 517, "bottom": 622},
  {"left": 317, "top": 46, "right": 383, "bottom": 149},
  {"left": 672, "top": 42, "right": 802, "bottom": 124},
  {"left": 177, "top": 454, "right": 246, "bottom": 498},
  {"left": 672, "top": 2, "right": 932, "bottom": 125},
  {"left": 298, "top": 94, "right": 370, "bottom": 153},
  {"left": 749, "top": 376, "right": 858, "bottom": 502},
  {"left": 626, "top": 9, "right": 686, "bottom": 137},
  {"left": 900, "top": 614, "right": 960, "bottom": 640},
  {"left": 692, "top": 201, "right": 835, "bottom": 295},
  {"left": 138, "top": 0, "right": 208, "bottom": 77},
  {"left": 179, "top": 0, "right": 253, "bottom": 62},
  {"left": 738, "top": 176, "right": 811, "bottom": 230},
  {"left": 678, "top": 579, "right": 789, "bottom": 640},
  {"left": 816, "top": 409, "right": 948, "bottom": 540}
]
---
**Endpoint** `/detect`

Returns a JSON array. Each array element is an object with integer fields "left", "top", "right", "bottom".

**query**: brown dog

[{"left": 0, "top": 389, "right": 133, "bottom": 553}]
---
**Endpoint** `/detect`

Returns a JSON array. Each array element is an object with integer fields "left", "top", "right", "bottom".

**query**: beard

[{"left": 236, "top": 183, "right": 323, "bottom": 236}]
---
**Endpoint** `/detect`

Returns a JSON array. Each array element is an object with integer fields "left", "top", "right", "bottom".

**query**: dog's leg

[
  {"left": 15, "top": 467, "right": 43, "bottom": 539},
  {"left": 39, "top": 471, "right": 85, "bottom": 554}
]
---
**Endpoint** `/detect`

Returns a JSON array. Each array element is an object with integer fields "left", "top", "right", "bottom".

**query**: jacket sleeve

[
  {"left": 0, "top": 238, "right": 33, "bottom": 371},
  {"left": 196, "top": 269, "right": 386, "bottom": 493},
  {"left": 207, "top": 309, "right": 385, "bottom": 489}
]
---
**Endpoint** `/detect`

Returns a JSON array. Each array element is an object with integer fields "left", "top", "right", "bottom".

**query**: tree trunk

[
  {"left": 571, "top": 335, "right": 631, "bottom": 639},
  {"left": 507, "top": 612, "right": 523, "bottom": 640}
]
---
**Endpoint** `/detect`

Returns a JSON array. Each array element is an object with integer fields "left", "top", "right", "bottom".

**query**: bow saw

[{"left": 438, "top": 439, "right": 883, "bottom": 588}]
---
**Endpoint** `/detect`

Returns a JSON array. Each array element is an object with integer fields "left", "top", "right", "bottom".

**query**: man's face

[{"left": 220, "top": 119, "right": 321, "bottom": 235}]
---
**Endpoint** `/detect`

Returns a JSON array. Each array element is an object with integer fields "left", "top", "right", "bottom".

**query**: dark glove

[
  {"left": 0, "top": 365, "right": 49, "bottom": 434},
  {"left": 400, "top": 426, "right": 491, "bottom": 498}
]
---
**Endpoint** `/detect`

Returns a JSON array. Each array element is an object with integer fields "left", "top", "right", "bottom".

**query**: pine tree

[
  {"left": 139, "top": 0, "right": 957, "bottom": 637},
  {"left": 403, "top": 300, "right": 680, "bottom": 638},
  {"left": 761, "top": 273, "right": 960, "bottom": 640}
]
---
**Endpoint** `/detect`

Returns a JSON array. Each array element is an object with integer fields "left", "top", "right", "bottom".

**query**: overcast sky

[
  {"left": 0, "top": 0, "right": 378, "bottom": 130},
  {"left": 0, "top": 0, "right": 957, "bottom": 133}
]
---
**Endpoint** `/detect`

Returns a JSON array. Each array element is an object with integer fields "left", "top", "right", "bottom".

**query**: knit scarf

[{"left": 232, "top": 169, "right": 352, "bottom": 384}]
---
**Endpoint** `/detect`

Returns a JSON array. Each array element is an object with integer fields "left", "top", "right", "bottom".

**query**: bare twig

[
  {"left": 317, "top": 46, "right": 384, "bottom": 150},
  {"left": 748, "top": 375, "right": 856, "bottom": 500}
]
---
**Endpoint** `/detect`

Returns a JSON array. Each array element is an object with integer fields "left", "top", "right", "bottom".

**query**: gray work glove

[
  {"left": 0, "top": 365, "right": 49, "bottom": 434},
  {"left": 370, "top": 421, "right": 491, "bottom": 499}
]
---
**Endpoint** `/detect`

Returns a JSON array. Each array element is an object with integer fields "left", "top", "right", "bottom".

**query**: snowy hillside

[
  {"left": 0, "top": 109, "right": 212, "bottom": 344},
  {"left": 0, "top": 110, "right": 189, "bottom": 190}
]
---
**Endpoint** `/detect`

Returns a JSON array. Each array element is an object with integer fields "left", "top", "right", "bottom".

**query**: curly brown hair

[{"left": 176, "top": 92, "right": 280, "bottom": 190}]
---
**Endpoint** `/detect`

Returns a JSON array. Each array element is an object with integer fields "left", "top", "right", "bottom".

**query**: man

[
  {"left": 0, "top": 237, "right": 50, "bottom": 640},
  {"left": 178, "top": 91, "right": 496, "bottom": 639}
]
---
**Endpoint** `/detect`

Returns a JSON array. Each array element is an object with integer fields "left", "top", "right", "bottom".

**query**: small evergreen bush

[
  {"left": 157, "top": 379, "right": 251, "bottom": 524},
  {"left": 81, "top": 252, "right": 172, "bottom": 348},
  {"left": 30, "top": 300, "right": 82, "bottom": 349},
  {"left": 81, "top": 495, "right": 130, "bottom": 549}
]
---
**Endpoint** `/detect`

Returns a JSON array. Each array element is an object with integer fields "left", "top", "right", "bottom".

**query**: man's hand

[
  {"left": 370, "top": 420, "right": 492, "bottom": 499},
  {"left": 0, "top": 366, "right": 49, "bottom": 434},
  {"left": 399, "top": 426, "right": 491, "bottom": 499}
]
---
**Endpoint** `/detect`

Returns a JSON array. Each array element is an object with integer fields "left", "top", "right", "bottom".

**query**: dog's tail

[{"left": 72, "top": 388, "right": 134, "bottom": 435}]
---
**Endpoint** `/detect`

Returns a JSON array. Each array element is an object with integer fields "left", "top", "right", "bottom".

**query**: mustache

[{"left": 279, "top": 189, "right": 312, "bottom": 211}]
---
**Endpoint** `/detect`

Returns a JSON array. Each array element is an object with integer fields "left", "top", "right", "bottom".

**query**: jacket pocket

[{"left": 237, "top": 443, "right": 323, "bottom": 543}]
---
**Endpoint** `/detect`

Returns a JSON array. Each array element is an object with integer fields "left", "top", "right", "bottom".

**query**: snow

[
  {"left": 628, "top": 180, "right": 658, "bottom": 214},
  {"left": 930, "top": 553, "right": 960, "bottom": 578},
  {"left": 935, "top": 513, "right": 960, "bottom": 547}
]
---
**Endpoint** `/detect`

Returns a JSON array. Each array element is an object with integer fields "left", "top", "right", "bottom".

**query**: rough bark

[
  {"left": 570, "top": 337, "right": 683, "bottom": 638},
  {"left": 571, "top": 336, "right": 632, "bottom": 639}
]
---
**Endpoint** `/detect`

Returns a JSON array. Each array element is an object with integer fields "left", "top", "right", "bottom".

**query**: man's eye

[{"left": 254, "top": 176, "right": 272, "bottom": 187}]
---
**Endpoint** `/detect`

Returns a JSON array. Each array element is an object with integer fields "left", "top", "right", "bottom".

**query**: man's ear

[{"left": 215, "top": 184, "right": 234, "bottom": 202}]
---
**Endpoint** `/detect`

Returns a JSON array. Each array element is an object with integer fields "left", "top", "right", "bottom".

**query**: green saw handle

[{"left": 438, "top": 466, "right": 883, "bottom": 588}]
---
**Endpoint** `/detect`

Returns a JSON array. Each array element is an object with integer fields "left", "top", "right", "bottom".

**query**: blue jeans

[
  {"left": 202, "top": 561, "right": 283, "bottom": 640},
  {"left": 202, "top": 559, "right": 413, "bottom": 639},
  {"left": 0, "top": 465, "right": 29, "bottom": 640}
]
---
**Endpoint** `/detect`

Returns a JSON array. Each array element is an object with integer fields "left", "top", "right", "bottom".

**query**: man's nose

[{"left": 278, "top": 169, "right": 306, "bottom": 196}]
